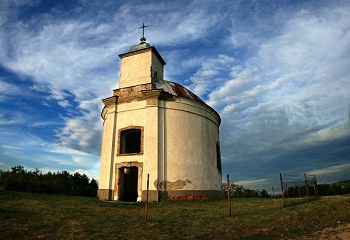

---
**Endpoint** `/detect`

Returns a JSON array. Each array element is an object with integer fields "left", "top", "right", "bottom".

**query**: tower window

[
  {"left": 216, "top": 142, "right": 222, "bottom": 172},
  {"left": 118, "top": 127, "right": 143, "bottom": 155}
]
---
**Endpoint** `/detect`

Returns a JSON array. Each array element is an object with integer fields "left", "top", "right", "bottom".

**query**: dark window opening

[
  {"left": 216, "top": 142, "right": 222, "bottom": 172},
  {"left": 120, "top": 129, "right": 141, "bottom": 154}
]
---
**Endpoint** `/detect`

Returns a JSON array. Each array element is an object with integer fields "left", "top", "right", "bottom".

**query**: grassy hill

[{"left": 0, "top": 191, "right": 349, "bottom": 239}]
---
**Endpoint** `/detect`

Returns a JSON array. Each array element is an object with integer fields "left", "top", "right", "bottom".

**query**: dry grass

[{"left": 0, "top": 191, "right": 349, "bottom": 239}]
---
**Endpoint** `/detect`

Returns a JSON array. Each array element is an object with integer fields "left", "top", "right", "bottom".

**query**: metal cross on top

[{"left": 138, "top": 23, "right": 149, "bottom": 42}]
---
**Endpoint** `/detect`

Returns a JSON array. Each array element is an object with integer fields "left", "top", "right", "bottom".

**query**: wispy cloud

[
  {"left": 235, "top": 179, "right": 268, "bottom": 186},
  {"left": 0, "top": 0, "right": 349, "bottom": 189},
  {"left": 308, "top": 163, "right": 350, "bottom": 176}
]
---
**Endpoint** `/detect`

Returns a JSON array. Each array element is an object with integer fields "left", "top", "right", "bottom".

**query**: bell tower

[{"left": 118, "top": 24, "right": 165, "bottom": 88}]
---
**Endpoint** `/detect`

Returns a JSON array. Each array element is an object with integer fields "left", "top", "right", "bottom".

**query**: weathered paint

[
  {"left": 98, "top": 41, "right": 222, "bottom": 202},
  {"left": 154, "top": 179, "right": 192, "bottom": 190}
]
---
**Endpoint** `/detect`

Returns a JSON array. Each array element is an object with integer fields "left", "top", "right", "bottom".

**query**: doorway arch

[{"left": 114, "top": 161, "right": 143, "bottom": 202}]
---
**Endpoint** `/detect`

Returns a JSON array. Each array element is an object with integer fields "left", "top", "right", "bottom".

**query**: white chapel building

[{"left": 97, "top": 34, "right": 222, "bottom": 202}]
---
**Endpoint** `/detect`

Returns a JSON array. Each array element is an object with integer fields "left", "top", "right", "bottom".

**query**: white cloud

[
  {"left": 201, "top": 3, "right": 350, "bottom": 190},
  {"left": 0, "top": 145, "right": 26, "bottom": 150},
  {"left": 234, "top": 178, "right": 272, "bottom": 190},
  {"left": 57, "top": 100, "right": 72, "bottom": 108},
  {"left": 0, "top": 113, "right": 23, "bottom": 125},
  {"left": 73, "top": 168, "right": 99, "bottom": 181},
  {"left": 235, "top": 178, "right": 268, "bottom": 185},
  {"left": 0, "top": 5, "right": 121, "bottom": 156},
  {"left": 0, "top": 124, "right": 100, "bottom": 180},
  {"left": 0, "top": 1, "right": 349, "bottom": 190},
  {"left": 49, "top": 145, "right": 90, "bottom": 156},
  {"left": 308, "top": 163, "right": 350, "bottom": 176},
  {"left": 212, "top": 4, "right": 350, "bottom": 128},
  {"left": 56, "top": 117, "right": 102, "bottom": 155},
  {"left": 0, "top": 1, "right": 228, "bottom": 157},
  {"left": 0, "top": 162, "right": 7, "bottom": 169},
  {"left": 187, "top": 55, "right": 236, "bottom": 97},
  {"left": 0, "top": 80, "right": 19, "bottom": 97}
]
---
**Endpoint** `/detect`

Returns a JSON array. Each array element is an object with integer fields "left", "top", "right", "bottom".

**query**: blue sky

[{"left": 1, "top": 0, "right": 349, "bottom": 192}]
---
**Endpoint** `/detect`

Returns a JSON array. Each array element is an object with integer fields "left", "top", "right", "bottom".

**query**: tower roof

[
  {"left": 129, "top": 23, "right": 151, "bottom": 52},
  {"left": 129, "top": 41, "right": 151, "bottom": 52},
  {"left": 119, "top": 45, "right": 166, "bottom": 66}
]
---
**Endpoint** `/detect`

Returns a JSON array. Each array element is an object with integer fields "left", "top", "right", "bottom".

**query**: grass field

[{"left": 0, "top": 191, "right": 349, "bottom": 239}]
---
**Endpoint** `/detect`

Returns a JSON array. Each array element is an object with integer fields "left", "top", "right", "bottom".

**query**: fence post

[
  {"left": 227, "top": 174, "right": 232, "bottom": 218},
  {"left": 304, "top": 173, "right": 310, "bottom": 202},
  {"left": 145, "top": 174, "right": 149, "bottom": 221},
  {"left": 280, "top": 174, "right": 286, "bottom": 208},
  {"left": 313, "top": 175, "right": 318, "bottom": 196}
]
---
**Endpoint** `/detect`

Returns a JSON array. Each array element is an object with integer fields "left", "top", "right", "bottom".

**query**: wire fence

[{"left": 279, "top": 173, "right": 319, "bottom": 208}]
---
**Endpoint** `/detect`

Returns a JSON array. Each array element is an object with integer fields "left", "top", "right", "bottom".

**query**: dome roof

[
  {"left": 153, "top": 79, "right": 221, "bottom": 124},
  {"left": 154, "top": 80, "right": 204, "bottom": 103},
  {"left": 129, "top": 41, "right": 151, "bottom": 52}
]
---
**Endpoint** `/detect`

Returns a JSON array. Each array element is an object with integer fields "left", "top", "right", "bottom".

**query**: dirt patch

[{"left": 294, "top": 223, "right": 350, "bottom": 240}]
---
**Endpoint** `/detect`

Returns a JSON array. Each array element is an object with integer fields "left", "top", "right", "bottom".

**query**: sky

[{"left": 0, "top": 0, "right": 349, "bottom": 192}]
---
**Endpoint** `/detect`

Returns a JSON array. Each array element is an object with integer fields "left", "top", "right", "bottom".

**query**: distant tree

[
  {"left": 11, "top": 166, "right": 25, "bottom": 174},
  {"left": 221, "top": 183, "right": 270, "bottom": 198},
  {"left": 0, "top": 166, "right": 98, "bottom": 197},
  {"left": 260, "top": 189, "right": 270, "bottom": 198}
]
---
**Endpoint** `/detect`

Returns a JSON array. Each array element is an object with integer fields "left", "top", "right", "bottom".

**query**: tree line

[
  {"left": 0, "top": 166, "right": 98, "bottom": 197},
  {"left": 2, "top": 166, "right": 348, "bottom": 198},
  {"left": 285, "top": 182, "right": 350, "bottom": 198},
  {"left": 222, "top": 182, "right": 350, "bottom": 198}
]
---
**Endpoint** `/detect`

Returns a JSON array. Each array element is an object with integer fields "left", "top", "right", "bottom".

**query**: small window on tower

[
  {"left": 216, "top": 142, "right": 222, "bottom": 172},
  {"left": 119, "top": 127, "right": 143, "bottom": 155}
]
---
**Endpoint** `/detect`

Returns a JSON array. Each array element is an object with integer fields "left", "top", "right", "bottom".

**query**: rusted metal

[
  {"left": 157, "top": 80, "right": 221, "bottom": 125},
  {"left": 166, "top": 81, "right": 204, "bottom": 103}
]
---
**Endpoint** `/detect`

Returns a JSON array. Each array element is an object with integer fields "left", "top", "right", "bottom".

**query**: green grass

[{"left": 0, "top": 192, "right": 349, "bottom": 239}]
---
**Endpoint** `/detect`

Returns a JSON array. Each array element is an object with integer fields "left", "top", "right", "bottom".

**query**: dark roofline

[{"left": 163, "top": 80, "right": 221, "bottom": 125}]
